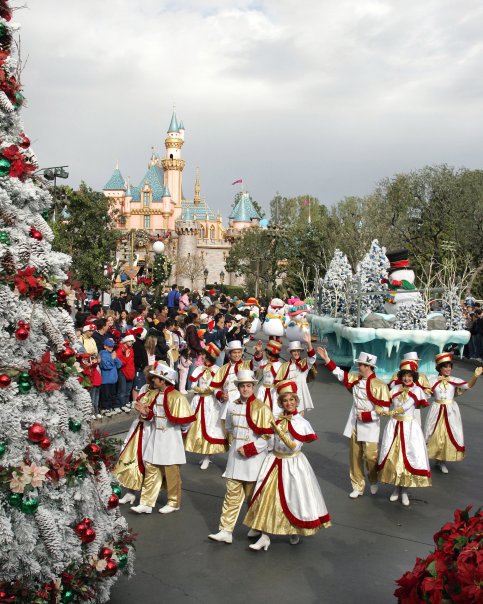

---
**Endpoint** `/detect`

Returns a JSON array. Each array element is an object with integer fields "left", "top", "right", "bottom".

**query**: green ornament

[
  {"left": 0, "top": 22, "right": 7, "bottom": 38},
  {"left": 20, "top": 496, "right": 39, "bottom": 515},
  {"left": 111, "top": 484, "right": 122, "bottom": 497},
  {"left": 17, "top": 380, "right": 32, "bottom": 394},
  {"left": 75, "top": 466, "right": 87, "bottom": 479},
  {"left": 8, "top": 492, "right": 23, "bottom": 507},
  {"left": 61, "top": 590, "right": 75, "bottom": 603},
  {"left": 41, "top": 209, "right": 50, "bottom": 221},
  {"left": 117, "top": 553, "right": 128, "bottom": 568},
  {"left": 46, "top": 292, "right": 58, "bottom": 307},
  {"left": 18, "top": 371, "right": 31, "bottom": 383},
  {"left": 0, "top": 158, "right": 11, "bottom": 177},
  {"left": 14, "top": 92, "right": 24, "bottom": 108},
  {"left": 0, "top": 442, "right": 6, "bottom": 456},
  {"left": 0, "top": 231, "right": 10, "bottom": 245},
  {"left": 68, "top": 418, "right": 82, "bottom": 432},
  {"left": 66, "top": 355, "right": 76, "bottom": 367}
]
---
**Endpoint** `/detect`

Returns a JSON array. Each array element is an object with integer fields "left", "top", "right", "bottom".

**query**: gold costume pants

[
  {"left": 219, "top": 479, "right": 255, "bottom": 532},
  {"left": 349, "top": 430, "right": 378, "bottom": 492},
  {"left": 140, "top": 463, "right": 181, "bottom": 508}
]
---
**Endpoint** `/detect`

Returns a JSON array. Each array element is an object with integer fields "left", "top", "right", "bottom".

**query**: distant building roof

[
  {"left": 229, "top": 192, "right": 260, "bottom": 222},
  {"left": 167, "top": 111, "right": 179, "bottom": 133},
  {"left": 137, "top": 164, "right": 166, "bottom": 201},
  {"left": 181, "top": 199, "right": 217, "bottom": 221},
  {"left": 104, "top": 167, "right": 126, "bottom": 191}
]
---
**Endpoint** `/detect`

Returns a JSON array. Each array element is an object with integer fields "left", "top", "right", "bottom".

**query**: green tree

[{"left": 52, "top": 182, "right": 119, "bottom": 288}]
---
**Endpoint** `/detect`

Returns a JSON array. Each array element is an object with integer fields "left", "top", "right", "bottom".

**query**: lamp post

[
  {"left": 35, "top": 166, "right": 69, "bottom": 221},
  {"left": 203, "top": 268, "right": 209, "bottom": 290},
  {"left": 219, "top": 270, "right": 225, "bottom": 295}
]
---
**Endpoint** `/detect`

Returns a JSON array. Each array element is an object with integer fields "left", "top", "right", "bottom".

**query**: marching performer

[
  {"left": 255, "top": 339, "right": 283, "bottom": 416},
  {"left": 211, "top": 339, "right": 263, "bottom": 404},
  {"left": 318, "top": 347, "right": 390, "bottom": 498},
  {"left": 244, "top": 381, "right": 331, "bottom": 551},
  {"left": 424, "top": 352, "right": 482, "bottom": 474},
  {"left": 208, "top": 370, "right": 273, "bottom": 544},
  {"left": 275, "top": 332, "right": 316, "bottom": 413},
  {"left": 377, "top": 360, "right": 431, "bottom": 506},
  {"left": 184, "top": 343, "right": 228, "bottom": 470},
  {"left": 130, "top": 363, "right": 196, "bottom": 515},
  {"left": 388, "top": 351, "right": 431, "bottom": 426}
]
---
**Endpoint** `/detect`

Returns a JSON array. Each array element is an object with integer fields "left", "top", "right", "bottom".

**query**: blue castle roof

[
  {"left": 132, "top": 164, "right": 167, "bottom": 201},
  {"left": 104, "top": 167, "right": 126, "bottom": 191},
  {"left": 229, "top": 192, "right": 260, "bottom": 222},
  {"left": 167, "top": 111, "right": 179, "bottom": 133},
  {"left": 181, "top": 199, "right": 217, "bottom": 221}
]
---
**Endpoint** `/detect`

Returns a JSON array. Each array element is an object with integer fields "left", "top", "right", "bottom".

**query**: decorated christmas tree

[
  {"left": 343, "top": 239, "right": 389, "bottom": 326},
  {"left": 394, "top": 299, "right": 428, "bottom": 330},
  {"left": 441, "top": 285, "right": 465, "bottom": 331},
  {"left": 0, "top": 3, "right": 134, "bottom": 601},
  {"left": 318, "top": 249, "right": 352, "bottom": 317}
]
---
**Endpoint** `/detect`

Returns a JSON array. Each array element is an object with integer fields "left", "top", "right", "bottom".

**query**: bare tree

[{"left": 176, "top": 255, "right": 206, "bottom": 288}]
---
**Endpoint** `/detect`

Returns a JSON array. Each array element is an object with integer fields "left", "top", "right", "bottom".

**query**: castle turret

[
  {"left": 162, "top": 110, "right": 185, "bottom": 205},
  {"left": 175, "top": 206, "right": 200, "bottom": 288}
]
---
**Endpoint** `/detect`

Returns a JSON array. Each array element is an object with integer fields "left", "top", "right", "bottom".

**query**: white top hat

[
  {"left": 403, "top": 351, "right": 420, "bottom": 362},
  {"left": 354, "top": 352, "right": 378, "bottom": 367},
  {"left": 226, "top": 340, "right": 243, "bottom": 352},
  {"left": 288, "top": 340, "right": 304, "bottom": 351},
  {"left": 234, "top": 369, "right": 258, "bottom": 386},
  {"left": 121, "top": 334, "right": 135, "bottom": 343},
  {"left": 149, "top": 362, "right": 177, "bottom": 385}
]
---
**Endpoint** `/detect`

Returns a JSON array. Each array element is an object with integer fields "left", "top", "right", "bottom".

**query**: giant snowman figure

[
  {"left": 285, "top": 299, "right": 311, "bottom": 341},
  {"left": 244, "top": 297, "right": 262, "bottom": 334},
  {"left": 384, "top": 249, "right": 421, "bottom": 314},
  {"left": 262, "top": 297, "right": 286, "bottom": 337}
]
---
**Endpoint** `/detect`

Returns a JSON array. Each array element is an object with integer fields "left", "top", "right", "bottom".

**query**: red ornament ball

[
  {"left": 103, "top": 559, "right": 118, "bottom": 577},
  {"left": 107, "top": 494, "right": 119, "bottom": 509},
  {"left": 28, "top": 423, "right": 47, "bottom": 443},
  {"left": 81, "top": 527, "right": 96, "bottom": 544},
  {"left": 30, "top": 227, "right": 43, "bottom": 241},
  {"left": 99, "top": 547, "right": 113, "bottom": 560},
  {"left": 0, "top": 374, "right": 12, "bottom": 388},
  {"left": 58, "top": 347, "right": 75, "bottom": 362},
  {"left": 17, "top": 321, "right": 30, "bottom": 330},
  {"left": 39, "top": 437, "right": 51, "bottom": 450},
  {"left": 15, "top": 327, "right": 30, "bottom": 341},
  {"left": 74, "top": 521, "right": 87, "bottom": 536},
  {"left": 81, "top": 517, "right": 93, "bottom": 526},
  {"left": 84, "top": 443, "right": 101, "bottom": 456},
  {"left": 19, "top": 133, "right": 30, "bottom": 149}
]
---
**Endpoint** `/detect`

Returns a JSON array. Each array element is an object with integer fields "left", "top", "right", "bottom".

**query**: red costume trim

[
  {"left": 360, "top": 411, "right": 373, "bottom": 423},
  {"left": 242, "top": 442, "right": 258, "bottom": 457},
  {"left": 196, "top": 396, "right": 228, "bottom": 445},
  {"left": 162, "top": 385, "right": 197, "bottom": 425},
  {"left": 366, "top": 374, "right": 390, "bottom": 408},
  {"left": 119, "top": 421, "right": 145, "bottom": 475},
  {"left": 431, "top": 379, "right": 468, "bottom": 393},
  {"left": 377, "top": 422, "right": 431, "bottom": 477},
  {"left": 287, "top": 422, "right": 318, "bottom": 442},
  {"left": 307, "top": 348, "right": 315, "bottom": 358},
  {"left": 245, "top": 394, "right": 272, "bottom": 435},
  {"left": 325, "top": 359, "right": 337, "bottom": 372},
  {"left": 431, "top": 406, "right": 465, "bottom": 452},
  {"left": 390, "top": 389, "right": 429, "bottom": 409},
  {"left": 263, "top": 387, "right": 273, "bottom": 411},
  {"left": 210, "top": 361, "right": 242, "bottom": 388}
]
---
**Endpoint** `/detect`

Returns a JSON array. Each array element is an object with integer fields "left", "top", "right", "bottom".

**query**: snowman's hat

[{"left": 386, "top": 248, "right": 412, "bottom": 274}]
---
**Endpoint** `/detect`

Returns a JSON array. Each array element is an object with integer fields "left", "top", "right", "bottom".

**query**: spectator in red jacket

[{"left": 116, "top": 333, "right": 136, "bottom": 412}]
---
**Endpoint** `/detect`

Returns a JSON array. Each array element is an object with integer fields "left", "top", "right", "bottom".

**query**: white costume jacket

[
  {"left": 256, "top": 358, "right": 282, "bottom": 415},
  {"left": 211, "top": 358, "right": 260, "bottom": 404},
  {"left": 275, "top": 349, "right": 316, "bottom": 412}
]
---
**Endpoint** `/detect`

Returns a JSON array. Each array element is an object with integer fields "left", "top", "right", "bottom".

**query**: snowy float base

[{"left": 308, "top": 314, "right": 470, "bottom": 381}]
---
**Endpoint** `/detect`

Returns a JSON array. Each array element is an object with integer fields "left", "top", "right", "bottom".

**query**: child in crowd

[
  {"left": 99, "top": 337, "right": 122, "bottom": 416},
  {"left": 178, "top": 346, "right": 192, "bottom": 394}
]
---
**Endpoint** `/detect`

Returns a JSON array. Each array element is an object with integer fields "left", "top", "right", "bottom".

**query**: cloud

[{"left": 16, "top": 0, "right": 483, "bottom": 217}]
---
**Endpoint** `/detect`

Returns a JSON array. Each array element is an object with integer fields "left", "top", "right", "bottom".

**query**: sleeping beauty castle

[{"left": 102, "top": 111, "right": 261, "bottom": 289}]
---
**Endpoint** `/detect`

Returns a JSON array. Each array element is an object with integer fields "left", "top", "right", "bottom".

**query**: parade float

[{"left": 309, "top": 240, "right": 470, "bottom": 380}]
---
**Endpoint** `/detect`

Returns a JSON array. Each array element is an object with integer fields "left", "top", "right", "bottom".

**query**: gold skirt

[
  {"left": 243, "top": 461, "right": 331, "bottom": 536},
  {"left": 378, "top": 429, "right": 431, "bottom": 488},
  {"left": 184, "top": 398, "right": 228, "bottom": 455},
  {"left": 112, "top": 423, "right": 145, "bottom": 491},
  {"left": 427, "top": 407, "right": 465, "bottom": 462}
]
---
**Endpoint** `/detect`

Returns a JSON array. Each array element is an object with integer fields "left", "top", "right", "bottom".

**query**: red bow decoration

[
  {"left": 10, "top": 267, "right": 44, "bottom": 299},
  {"left": 29, "top": 352, "right": 62, "bottom": 392},
  {"left": 1, "top": 144, "right": 36, "bottom": 180}
]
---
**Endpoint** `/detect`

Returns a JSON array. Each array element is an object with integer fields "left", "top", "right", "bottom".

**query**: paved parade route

[{"left": 110, "top": 360, "right": 482, "bottom": 604}]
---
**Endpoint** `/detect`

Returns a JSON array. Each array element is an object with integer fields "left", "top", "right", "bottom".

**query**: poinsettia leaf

[
  {"left": 452, "top": 536, "right": 468, "bottom": 550},
  {"left": 426, "top": 560, "right": 437, "bottom": 577}
]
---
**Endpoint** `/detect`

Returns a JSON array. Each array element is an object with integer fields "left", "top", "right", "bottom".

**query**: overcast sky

[{"left": 17, "top": 0, "right": 483, "bottom": 219}]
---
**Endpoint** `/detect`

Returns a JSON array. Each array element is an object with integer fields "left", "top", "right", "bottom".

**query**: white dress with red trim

[
  {"left": 377, "top": 385, "right": 431, "bottom": 487},
  {"left": 256, "top": 359, "right": 282, "bottom": 416},
  {"left": 142, "top": 386, "right": 196, "bottom": 466},
  {"left": 244, "top": 413, "right": 331, "bottom": 536},
  {"left": 275, "top": 350, "right": 316, "bottom": 413},
  {"left": 184, "top": 365, "right": 228, "bottom": 455},
  {"left": 211, "top": 360, "right": 254, "bottom": 404},
  {"left": 424, "top": 376, "right": 468, "bottom": 461}
]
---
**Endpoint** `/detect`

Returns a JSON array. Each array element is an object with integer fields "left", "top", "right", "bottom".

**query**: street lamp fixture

[
  {"left": 203, "top": 268, "right": 209, "bottom": 290},
  {"left": 34, "top": 166, "right": 69, "bottom": 222},
  {"left": 219, "top": 270, "right": 225, "bottom": 294}
]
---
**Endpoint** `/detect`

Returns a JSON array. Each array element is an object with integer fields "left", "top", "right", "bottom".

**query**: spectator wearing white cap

[
  {"left": 211, "top": 339, "right": 263, "bottom": 404},
  {"left": 318, "top": 346, "right": 390, "bottom": 499},
  {"left": 130, "top": 362, "right": 195, "bottom": 515},
  {"left": 80, "top": 323, "right": 98, "bottom": 355},
  {"left": 208, "top": 370, "right": 273, "bottom": 544},
  {"left": 275, "top": 332, "right": 316, "bottom": 413}
]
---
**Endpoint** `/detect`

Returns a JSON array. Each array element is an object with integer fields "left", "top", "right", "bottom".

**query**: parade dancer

[
  {"left": 424, "top": 352, "right": 482, "bottom": 474},
  {"left": 211, "top": 339, "right": 263, "bottom": 404},
  {"left": 275, "top": 332, "right": 316, "bottom": 413},
  {"left": 208, "top": 370, "right": 272, "bottom": 544},
  {"left": 244, "top": 381, "right": 331, "bottom": 551},
  {"left": 318, "top": 347, "right": 390, "bottom": 498},
  {"left": 130, "top": 363, "right": 196, "bottom": 514},
  {"left": 184, "top": 343, "right": 228, "bottom": 470},
  {"left": 388, "top": 351, "right": 431, "bottom": 426},
  {"left": 377, "top": 360, "right": 431, "bottom": 506},
  {"left": 255, "top": 339, "right": 283, "bottom": 416}
]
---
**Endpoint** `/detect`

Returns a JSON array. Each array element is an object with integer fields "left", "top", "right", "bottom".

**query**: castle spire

[{"left": 194, "top": 166, "right": 201, "bottom": 204}]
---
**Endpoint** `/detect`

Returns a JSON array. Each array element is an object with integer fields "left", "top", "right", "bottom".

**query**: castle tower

[
  {"left": 194, "top": 166, "right": 201, "bottom": 204},
  {"left": 161, "top": 110, "right": 185, "bottom": 206},
  {"left": 175, "top": 206, "right": 200, "bottom": 288}
]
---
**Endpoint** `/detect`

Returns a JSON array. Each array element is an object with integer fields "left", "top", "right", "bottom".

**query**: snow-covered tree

[
  {"left": 318, "top": 249, "right": 352, "bottom": 317},
  {"left": 394, "top": 299, "right": 428, "bottom": 330},
  {"left": 0, "top": 4, "right": 134, "bottom": 601},
  {"left": 441, "top": 285, "right": 465, "bottom": 330}
]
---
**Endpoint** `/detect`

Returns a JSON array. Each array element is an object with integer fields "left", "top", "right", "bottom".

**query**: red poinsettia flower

[
  {"left": 2, "top": 144, "right": 20, "bottom": 160},
  {"left": 29, "top": 352, "right": 62, "bottom": 392}
]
